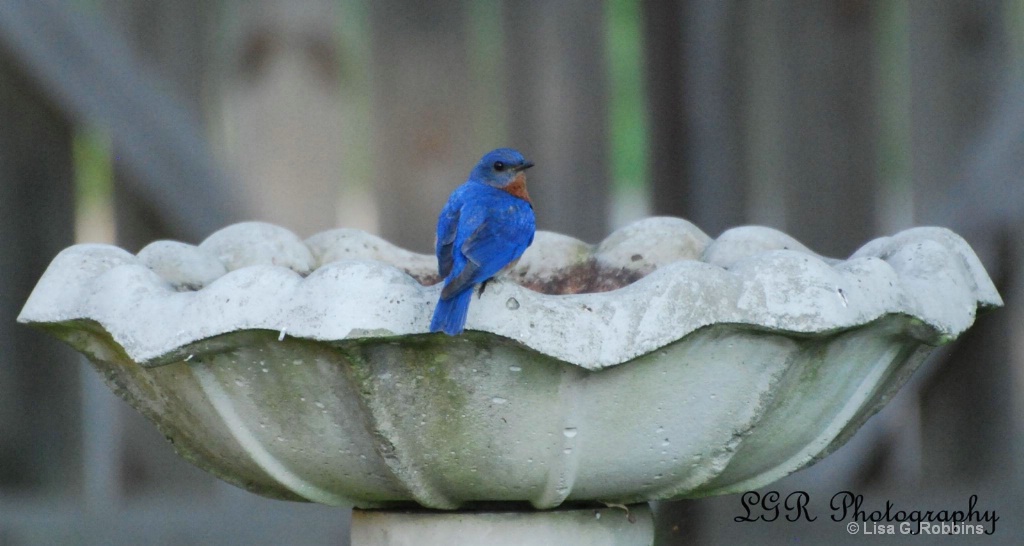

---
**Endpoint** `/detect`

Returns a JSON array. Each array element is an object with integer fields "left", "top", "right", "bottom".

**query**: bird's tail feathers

[{"left": 430, "top": 288, "right": 474, "bottom": 335}]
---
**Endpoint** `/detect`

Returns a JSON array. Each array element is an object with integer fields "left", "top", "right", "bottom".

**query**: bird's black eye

[{"left": 493, "top": 161, "right": 506, "bottom": 172}]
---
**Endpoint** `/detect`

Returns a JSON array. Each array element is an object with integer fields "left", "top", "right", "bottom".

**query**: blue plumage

[{"left": 430, "top": 148, "right": 536, "bottom": 335}]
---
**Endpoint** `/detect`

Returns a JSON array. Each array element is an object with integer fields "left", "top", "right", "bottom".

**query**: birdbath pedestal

[{"left": 351, "top": 505, "right": 653, "bottom": 546}]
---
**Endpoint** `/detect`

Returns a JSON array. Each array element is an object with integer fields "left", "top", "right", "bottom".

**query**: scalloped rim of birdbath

[{"left": 18, "top": 218, "right": 1002, "bottom": 370}]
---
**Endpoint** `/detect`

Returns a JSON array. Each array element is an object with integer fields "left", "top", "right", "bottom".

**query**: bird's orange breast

[{"left": 501, "top": 172, "right": 532, "bottom": 203}]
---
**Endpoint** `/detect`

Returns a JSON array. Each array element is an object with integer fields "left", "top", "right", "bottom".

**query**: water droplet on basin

[
  {"left": 654, "top": 474, "right": 663, "bottom": 480},
  {"left": 563, "top": 427, "right": 578, "bottom": 438},
  {"left": 662, "top": 439, "right": 670, "bottom": 446},
  {"left": 506, "top": 297, "right": 520, "bottom": 310},
  {"left": 492, "top": 397, "right": 508, "bottom": 404},
  {"left": 261, "top": 368, "right": 269, "bottom": 373},
  {"left": 315, "top": 402, "right": 326, "bottom": 409},
  {"left": 563, "top": 448, "right": 573, "bottom": 454},
  {"left": 709, "top": 393, "right": 717, "bottom": 400},
  {"left": 276, "top": 436, "right": 285, "bottom": 442},
  {"left": 234, "top": 379, "right": 244, "bottom": 387},
  {"left": 509, "top": 365, "right": 522, "bottom": 372},
  {"left": 655, "top": 426, "right": 665, "bottom": 434}
]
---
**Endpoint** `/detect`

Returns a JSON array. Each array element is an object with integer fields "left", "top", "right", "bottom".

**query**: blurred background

[{"left": 1, "top": 0, "right": 1022, "bottom": 544}]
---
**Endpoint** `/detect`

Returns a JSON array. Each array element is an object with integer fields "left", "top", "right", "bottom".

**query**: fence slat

[
  {"left": 742, "top": 1, "right": 878, "bottom": 258},
  {"left": 367, "top": 1, "right": 477, "bottom": 252},
  {"left": 0, "top": 48, "right": 80, "bottom": 495},
  {"left": 505, "top": 0, "right": 611, "bottom": 243},
  {"left": 908, "top": 0, "right": 1017, "bottom": 484}
]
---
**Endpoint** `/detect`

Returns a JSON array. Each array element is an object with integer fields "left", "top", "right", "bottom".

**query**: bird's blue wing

[
  {"left": 440, "top": 228, "right": 484, "bottom": 299},
  {"left": 435, "top": 193, "right": 461, "bottom": 279},
  {"left": 440, "top": 195, "right": 534, "bottom": 299}
]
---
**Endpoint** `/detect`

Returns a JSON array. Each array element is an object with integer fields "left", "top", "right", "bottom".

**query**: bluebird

[{"left": 430, "top": 148, "right": 536, "bottom": 335}]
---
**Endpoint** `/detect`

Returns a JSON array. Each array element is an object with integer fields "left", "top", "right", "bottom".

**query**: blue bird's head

[{"left": 469, "top": 148, "right": 534, "bottom": 192}]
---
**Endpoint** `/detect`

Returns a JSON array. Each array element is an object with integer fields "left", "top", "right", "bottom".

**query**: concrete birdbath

[{"left": 18, "top": 218, "right": 1001, "bottom": 545}]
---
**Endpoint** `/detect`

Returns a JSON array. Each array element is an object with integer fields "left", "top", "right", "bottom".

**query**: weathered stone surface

[{"left": 18, "top": 218, "right": 1001, "bottom": 508}]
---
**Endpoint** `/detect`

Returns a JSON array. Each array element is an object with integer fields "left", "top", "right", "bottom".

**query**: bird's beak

[{"left": 517, "top": 161, "right": 535, "bottom": 172}]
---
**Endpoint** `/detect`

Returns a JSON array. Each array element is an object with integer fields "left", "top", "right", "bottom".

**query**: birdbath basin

[{"left": 18, "top": 218, "right": 1001, "bottom": 545}]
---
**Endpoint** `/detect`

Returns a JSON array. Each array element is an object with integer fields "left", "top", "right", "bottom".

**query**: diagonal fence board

[{"left": 0, "top": 0, "right": 242, "bottom": 243}]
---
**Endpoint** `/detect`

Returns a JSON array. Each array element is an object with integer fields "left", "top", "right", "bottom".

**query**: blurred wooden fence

[{"left": 1, "top": 1, "right": 1022, "bottom": 544}]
